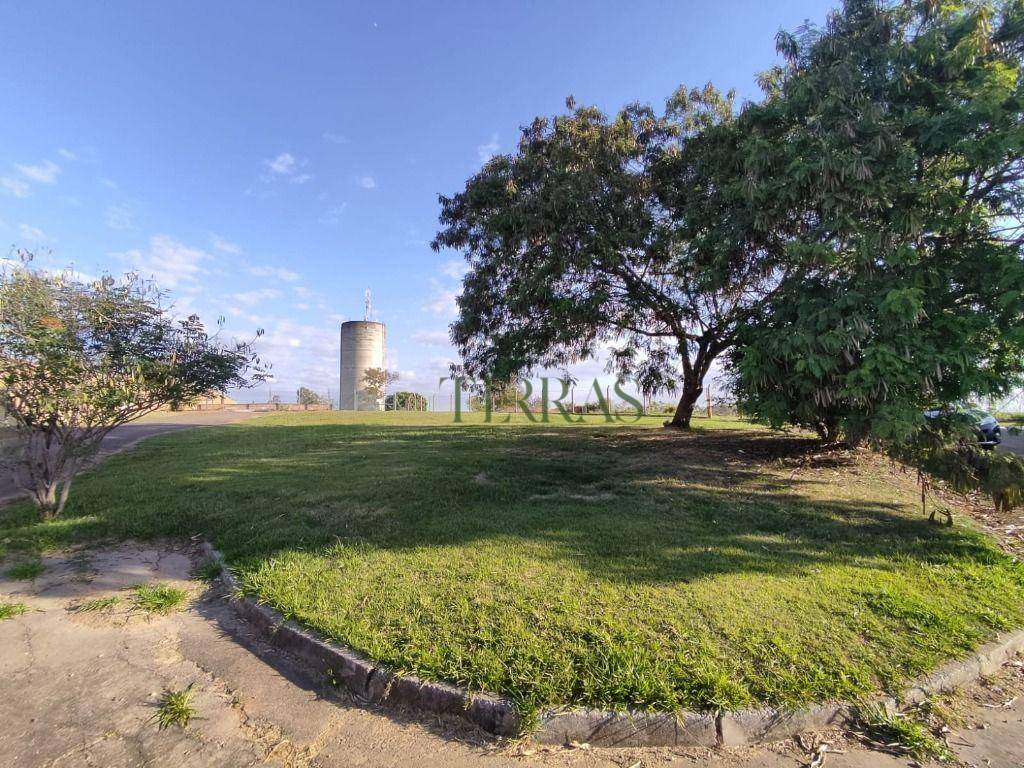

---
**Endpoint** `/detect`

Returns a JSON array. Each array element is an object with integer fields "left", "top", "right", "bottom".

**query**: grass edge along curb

[
  {"left": 200, "top": 542, "right": 520, "bottom": 737},
  {"left": 199, "top": 542, "right": 1024, "bottom": 747}
]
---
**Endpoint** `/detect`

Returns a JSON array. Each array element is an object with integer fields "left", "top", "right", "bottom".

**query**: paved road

[
  {"left": 0, "top": 409, "right": 259, "bottom": 504},
  {"left": 999, "top": 428, "right": 1024, "bottom": 457}
]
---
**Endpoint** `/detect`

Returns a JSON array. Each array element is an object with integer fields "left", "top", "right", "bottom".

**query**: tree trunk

[
  {"left": 815, "top": 419, "right": 843, "bottom": 445},
  {"left": 32, "top": 482, "right": 60, "bottom": 519},
  {"left": 16, "top": 431, "right": 86, "bottom": 520},
  {"left": 665, "top": 385, "right": 703, "bottom": 429}
]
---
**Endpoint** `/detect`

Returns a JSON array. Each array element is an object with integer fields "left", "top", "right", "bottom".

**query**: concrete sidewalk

[{"left": 0, "top": 409, "right": 260, "bottom": 505}]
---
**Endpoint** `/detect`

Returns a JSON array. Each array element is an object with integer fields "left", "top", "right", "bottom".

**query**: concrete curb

[
  {"left": 198, "top": 542, "right": 1024, "bottom": 747},
  {"left": 199, "top": 542, "right": 520, "bottom": 737}
]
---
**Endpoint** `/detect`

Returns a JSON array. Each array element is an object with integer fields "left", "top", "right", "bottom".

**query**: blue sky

[{"left": 1, "top": 1, "right": 835, "bottom": 403}]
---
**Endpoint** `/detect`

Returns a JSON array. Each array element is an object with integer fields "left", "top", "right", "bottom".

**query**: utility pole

[{"left": 706, "top": 383, "right": 713, "bottom": 419}]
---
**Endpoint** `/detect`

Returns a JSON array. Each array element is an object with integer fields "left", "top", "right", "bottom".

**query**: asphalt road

[
  {"left": 0, "top": 409, "right": 259, "bottom": 504},
  {"left": 999, "top": 428, "right": 1024, "bottom": 457}
]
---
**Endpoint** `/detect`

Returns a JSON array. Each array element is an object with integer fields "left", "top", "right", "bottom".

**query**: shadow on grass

[{"left": 0, "top": 421, "right": 1004, "bottom": 585}]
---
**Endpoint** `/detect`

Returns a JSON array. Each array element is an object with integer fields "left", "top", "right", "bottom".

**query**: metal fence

[{"left": 993, "top": 389, "right": 1024, "bottom": 416}]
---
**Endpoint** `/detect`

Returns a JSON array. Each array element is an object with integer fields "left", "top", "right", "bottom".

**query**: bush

[{"left": 385, "top": 391, "right": 427, "bottom": 411}]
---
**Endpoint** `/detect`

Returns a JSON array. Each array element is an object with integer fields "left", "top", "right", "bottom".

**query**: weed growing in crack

[
  {"left": 0, "top": 601, "right": 28, "bottom": 620},
  {"left": 5, "top": 559, "right": 44, "bottom": 580},
  {"left": 70, "top": 596, "right": 120, "bottom": 613},
  {"left": 853, "top": 701, "right": 952, "bottom": 761},
  {"left": 193, "top": 559, "right": 222, "bottom": 582},
  {"left": 154, "top": 684, "right": 196, "bottom": 729},
  {"left": 130, "top": 583, "right": 188, "bottom": 614}
]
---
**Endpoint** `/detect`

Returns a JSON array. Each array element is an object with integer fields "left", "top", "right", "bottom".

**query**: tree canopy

[
  {"left": 728, "top": 0, "right": 1024, "bottom": 442},
  {"left": 436, "top": 0, "right": 1024, "bottom": 438},
  {"left": 433, "top": 87, "right": 785, "bottom": 427}
]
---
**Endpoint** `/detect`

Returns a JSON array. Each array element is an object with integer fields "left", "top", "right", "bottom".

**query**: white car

[{"left": 924, "top": 406, "right": 1001, "bottom": 448}]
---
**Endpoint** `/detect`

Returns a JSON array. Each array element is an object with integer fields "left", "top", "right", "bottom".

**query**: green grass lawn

[{"left": 2, "top": 411, "right": 1023, "bottom": 724}]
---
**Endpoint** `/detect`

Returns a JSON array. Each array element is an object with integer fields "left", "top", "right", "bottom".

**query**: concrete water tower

[{"left": 339, "top": 291, "right": 386, "bottom": 410}]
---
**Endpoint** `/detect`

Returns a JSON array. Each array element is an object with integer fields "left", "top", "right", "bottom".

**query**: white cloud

[
  {"left": 99, "top": 178, "right": 119, "bottom": 190},
  {"left": 261, "top": 152, "right": 312, "bottom": 186},
  {"left": 18, "top": 224, "right": 51, "bottom": 243},
  {"left": 322, "top": 132, "right": 348, "bottom": 144},
  {"left": 230, "top": 288, "right": 281, "bottom": 305},
  {"left": 105, "top": 204, "right": 136, "bottom": 230},
  {"left": 412, "top": 329, "right": 451, "bottom": 346},
  {"left": 240, "top": 317, "right": 341, "bottom": 398},
  {"left": 477, "top": 134, "right": 500, "bottom": 164},
  {"left": 357, "top": 176, "right": 376, "bottom": 190},
  {"left": 319, "top": 203, "right": 348, "bottom": 224},
  {"left": 243, "top": 186, "right": 272, "bottom": 199},
  {"left": 265, "top": 152, "right": 297, "bottom": 176},
  {"left": 396, "top": 355, "right": 463, "bottom": 395},
  {"left": 15, "top": 160, "right": 61, "bottom": 184},
  {"left": 114, "top": 235, "right": 211, "bottom": 289},
  {"left": 0, "top": 257, "right": 96, "bottom": 284},
  {"left": 424, "top": 280, "right": 459, "bottom": 317},
  {"left": 227, "top": 306, "right": 268, "bottom": 324},
  {"left": 249, "top": 265, "right": 300, "bottom": 282},
  {"left": 1, "top": 177, "right": 30, "bottom": 197},
  {"left": 296, "top": 302, "right": 310, "bottom": 311},
  {"left": 168, "top": 293, "right": 200, "bottom": 320},
  {"left": 57, "top": 148, "right": 77, "bottom": 160},
  {"left": 440, "top": 259, "right": 469, "bottom": 280},
  {"left": 211, "top": 234, "right": 242, "bottom": 254},
  {"left": 293, "top": 286, "right": 311, "bottom": 298}
]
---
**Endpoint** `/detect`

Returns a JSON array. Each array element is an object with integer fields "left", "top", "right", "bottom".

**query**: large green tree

[
  {"left": 434, "top": 89, "right": 787, "bottom": 428},
  {"left": 729, "top": 0, "right": 1024, "bottom": 442},
  {"left": 0, "top": 257, "right": 265, "bottom": 517}
]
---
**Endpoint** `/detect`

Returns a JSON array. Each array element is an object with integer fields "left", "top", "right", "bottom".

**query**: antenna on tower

[{"left": 364, "top": 288, "right": 372, "bottom": 321}]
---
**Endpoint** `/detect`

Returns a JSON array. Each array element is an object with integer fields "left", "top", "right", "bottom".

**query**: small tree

[
  {"left": 0, "top": 257, "right": 265, "bottom": 518},
  {"left": 361, "top": 367, "right": 399, "bottom": 409},
  {"left": 557, "top": 370, "right": 579, "bottom": 412},
  {"left": 487, "top": 378, "right": 522, "bottom": 412},
  {"left": 296, "top": 386, "right": 327, "bottom": 406}
]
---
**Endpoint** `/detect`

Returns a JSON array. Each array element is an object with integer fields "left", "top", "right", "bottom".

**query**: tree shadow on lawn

[{"left": 0, "top": 421, "right": 1008, "bottom": 585}]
